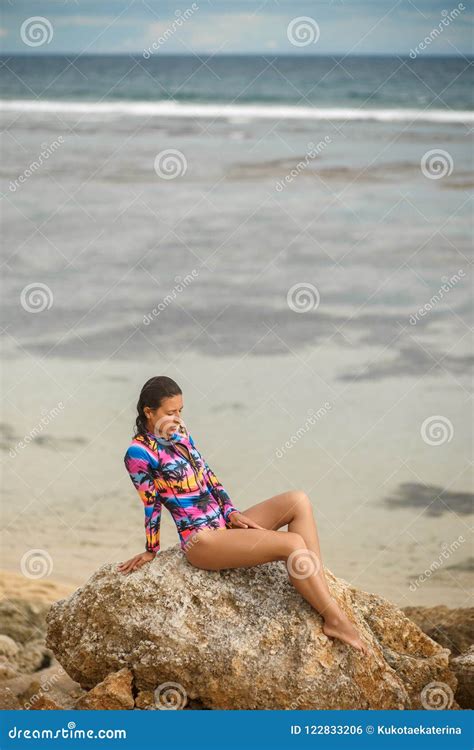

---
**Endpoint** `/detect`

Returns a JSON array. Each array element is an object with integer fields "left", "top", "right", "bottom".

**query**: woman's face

[{"left": 145, "top": 394, "right": 184, "bottom": 438}]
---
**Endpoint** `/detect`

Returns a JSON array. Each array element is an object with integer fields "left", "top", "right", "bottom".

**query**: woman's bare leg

[
  {"left": 242, "top": 490, "right": 330, "bottom": 586},
  {"left": 240, "top": 490, "right": 366, "bottom": 653},
  {"left": 184, "top": 523, "right": 366, "bottom": 653}
]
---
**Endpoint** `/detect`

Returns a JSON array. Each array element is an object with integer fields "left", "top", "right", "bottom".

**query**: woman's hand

[
  {"left": 117, "top": 551, "right": 156, "bottom": 575},
  {"left": 227, "top": 511, "right": 266, "bottom": 530}
]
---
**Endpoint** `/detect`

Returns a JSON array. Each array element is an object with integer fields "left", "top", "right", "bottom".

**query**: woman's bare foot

[{"left": 322, "top": 612, "right": 368, "bottom": 654}]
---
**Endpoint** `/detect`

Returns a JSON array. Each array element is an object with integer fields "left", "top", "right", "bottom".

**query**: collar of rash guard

[{"left": 145, "top": 428, "right": 184, "bottom": 443}]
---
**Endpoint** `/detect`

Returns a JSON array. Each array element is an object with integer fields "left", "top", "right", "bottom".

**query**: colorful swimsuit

[{"left": 123, "top": 427, "right": 240, "bottom": 553}]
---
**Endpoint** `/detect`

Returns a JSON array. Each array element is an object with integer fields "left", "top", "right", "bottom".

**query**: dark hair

[{"left": 133, "top": 376, "right": 182, "bottom": 437}]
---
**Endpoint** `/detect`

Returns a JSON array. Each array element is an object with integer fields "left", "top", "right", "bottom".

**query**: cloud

[
  {"left": 1, "top": 0, "right": 472, "bottom": 54},
  {"left": 54, "top": 15, "right": 132, "bottom": 27},
  {"left": 145, "top": 11, "right": 273, "bottom": 54}
]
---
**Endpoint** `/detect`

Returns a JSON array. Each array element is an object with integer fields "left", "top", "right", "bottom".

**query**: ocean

[{"left": 1, "top": 54, "right": 472, "bottom": 606}]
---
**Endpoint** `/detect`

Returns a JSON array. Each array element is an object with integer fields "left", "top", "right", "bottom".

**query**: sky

[{"left": 0, "top": 0, "right": 472, "bottom": 56}]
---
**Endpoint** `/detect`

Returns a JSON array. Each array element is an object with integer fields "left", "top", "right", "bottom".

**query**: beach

[
  {"left": 1, "top": 348, "right": 472, "bottom": 608},
  {"left": 1, "top": 54, "right": 472, "bottom": 610}
]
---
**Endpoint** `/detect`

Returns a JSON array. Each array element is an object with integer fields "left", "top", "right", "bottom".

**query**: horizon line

[{"left": 1, "top": 51, "right": 472, "bottom": 59}]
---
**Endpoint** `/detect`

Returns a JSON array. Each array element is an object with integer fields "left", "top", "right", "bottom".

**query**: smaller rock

[
  {"left": 0, "top": 634, "right": 20, "bottom": 661},
  {"left": 0, "top": 635, "right": 20, "bottom": 681},
  {"left": 3, "top": 662, "right": 85, "bottom": 709},
  {"left": 0, "top": 659, "right": 19, "bottom": 681},
  {"left": 74, "top": 668, "right": 134, "bottom": 710},
  {"left": 451, "top": 646, "right": 474, "bottom": 709},
  {"left": 2, "top": 673, "right": 43, "bottom": 699},
  {"left": 403, "top": 606, "right": 473, "bottom": 655},
  {"left": 0, "top": 599, "right": 49, "bottom": 645},
  {"left": 26, "top": 694, "right": 63, "bottom": 710},
  {"left": 18, "top": 679, "right": 43, "bottom": 709},
  {"left": 0, "top": 686, "right": 22, "bottom": 709},
  {"left": 17, "top": 640, "right": 52, "bottom": 674},
  {"left": 135, "top": 690, "right": 155, "bottom": 710}
]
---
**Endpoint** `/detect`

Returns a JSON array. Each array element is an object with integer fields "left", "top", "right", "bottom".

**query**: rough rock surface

[
  {"left": 74, "top": 668, "right": 134, "bottom": 710},
  {"left": 0, "top": 598, "right": 50, "bottom": 646},
  {"left": 0, "top": 634, "right": 20, "bottom": 680},
  {"left": 0, "top": 659, "right": 86, "bottom": 710},
  {"left": 402, "top": 606, "right": 474, "bottom": 656},
  {"left": 26, "top": 694, "right": 64, "bottom": 710},
  {"left": 450, "top": 646, "right": 474, "bottom": 709},
  {"left": 0, "top": 595, "right": 89, "bottom": 709},
  {"left": 46, "top": 548, "right": 457, "bottom": 710},
  {"left": 0, "top": 686, "right": 22, "bottom": 709}
]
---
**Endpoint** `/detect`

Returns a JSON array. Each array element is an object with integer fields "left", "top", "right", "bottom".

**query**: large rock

[
  {"left": 46, "top": 548, "right": 457, "bottom": 710},
  {"left": 403, "top": 606, "right": 474, "bottom": 656}
]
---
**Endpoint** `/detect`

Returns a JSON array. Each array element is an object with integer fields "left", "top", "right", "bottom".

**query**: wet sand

[{"left": 1, "top": 351, "right": 471, "bottom": 608}]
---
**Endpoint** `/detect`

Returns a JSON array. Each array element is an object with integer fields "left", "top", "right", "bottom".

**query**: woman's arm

[
  {"left": 188, "top": 433, "right": 240, "bottom": 523},
  {"left": 124, "top": 445, "right": 162, "bottom": 553}
]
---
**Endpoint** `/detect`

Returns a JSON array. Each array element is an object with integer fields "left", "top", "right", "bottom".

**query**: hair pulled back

[{"left": 133, "top": 376, "right": 182, "bottom": 438}]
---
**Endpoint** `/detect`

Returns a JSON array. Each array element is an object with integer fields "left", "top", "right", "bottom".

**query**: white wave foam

[{"left": 1, "top": 99, "right": 472, "bottom": 124}]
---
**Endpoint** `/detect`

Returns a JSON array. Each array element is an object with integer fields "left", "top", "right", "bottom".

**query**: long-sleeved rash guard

[{"left": 124, "top": 426, "right": 240, "bottom": 553}]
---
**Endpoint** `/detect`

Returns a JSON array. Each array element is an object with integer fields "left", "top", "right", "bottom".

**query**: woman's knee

[
  {"left": 291, "top": 489, "right": 310, "bottom": 508},
  {"left": 279, "top": 531, "right": 307, "bottom": 559},
  {"left": 286, "top": 490, "right": 311, "bottom": 524}
]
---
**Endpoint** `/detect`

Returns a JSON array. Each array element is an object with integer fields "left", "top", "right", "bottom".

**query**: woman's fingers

[
  {"left": 239, "top": 515, "right": 266, "bottom": 530},
  {"left": 229, "top": 513, "right": 266, "bottom": 530},
  {"left": 120, "top": 563, "right": 138, "bottom": 574},
  {"left": 246, "top": 519, "right": 266, "bottom": 530},
  {"left": 117, "top": 555, "right": 141, "bottom": 574}
]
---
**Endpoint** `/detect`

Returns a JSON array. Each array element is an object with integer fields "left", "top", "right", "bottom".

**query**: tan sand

[
  {"left": 0, "top": 569, "right": 76, "bottom": 604},
  {"left": 2, "top": 352, "right": 471, "bottom": 607}
]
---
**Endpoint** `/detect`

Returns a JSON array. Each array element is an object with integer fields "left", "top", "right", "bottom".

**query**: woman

[{"left": 119, "top": 376, "right": 367, "bottom": 654}]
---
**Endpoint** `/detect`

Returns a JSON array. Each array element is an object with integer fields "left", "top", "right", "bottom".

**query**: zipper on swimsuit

[{"left": 172, "top": 442, "right": 205, "bottom": 492}]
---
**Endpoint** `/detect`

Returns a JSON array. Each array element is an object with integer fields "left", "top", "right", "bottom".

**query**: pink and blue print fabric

[{"left": 124, "top": 427, "right": 240, "bottom": 553}]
